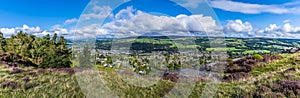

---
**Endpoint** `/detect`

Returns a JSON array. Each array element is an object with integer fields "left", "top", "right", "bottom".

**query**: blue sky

[
  {"left": 0, "top": 0, "right": 89, "bottom": 29},
  {"left": 212, "top": 0, "right": 300, "bottom": 27},
  {"left": 1, "top": 0, "right": 300, "bottom": 39}
]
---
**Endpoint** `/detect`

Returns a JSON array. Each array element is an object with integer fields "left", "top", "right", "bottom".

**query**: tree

[
  {"left": 1, "top": 31, "right": 72, "bottom": 68},
  {"left": 0, "top": 32, "right": 6, "bottom": 52},
  {"left": 78, "top": 45, "right": 93, "bottom": 67},
  {"left": 57, "top": 36, "right": 67, "bottom": 50},
  {"left": 0, "top": 32, "right": 3, "bottom": 38},
  {"left": 52, "top": 33, "right": 57, "bottom": 42}
]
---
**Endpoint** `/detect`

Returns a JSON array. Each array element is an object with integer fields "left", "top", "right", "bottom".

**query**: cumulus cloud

[
  {"left": 209, "top": 0, "right": 300, "bottom": 14},
  {"left": 0, "top": 28, "right": 16, "bottom": 37},
  {"left": 225, "top": 19, "right": 253, "bottom": 33},
  {"left": 17, "top": 25, "right": 42, "bottom": 34},
  {"left": 49, "top": 25, "right": 73, "bottom": 35},
  {"left": 0, "top": 24, "right": 76, "bottom": 38},
  {"left": 225, "top": 19, "right": 300, "bottom": 38},
  {"left": 263, "top": 24, "right": 279, "bottom": 32},
  {"left": 261, "top": 22, "right": 300, "bottom": 34},
  {"left": 64, "top": 18, "right": 78, "bottom": 25},
  {"left": 75, "top": 24, "right": 109, "bottom": 36},
  {"left": 0, "top": 25, "right": 42, "bottom": 37},
  {"left": 100, "top": 6, "right": 221, "bottom": 37}
]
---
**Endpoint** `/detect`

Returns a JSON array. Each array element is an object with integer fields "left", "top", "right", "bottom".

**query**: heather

[
  {"left": 1, "top": 52, "right": 300, "bottom": 97},
  {"left": 0, "top": 31, "right": 300, "bottom": 97},
  {"left": 0, "top": 64, "right": 84, "bottom": 97}
]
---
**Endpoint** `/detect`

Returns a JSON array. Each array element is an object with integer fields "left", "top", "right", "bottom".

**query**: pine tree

[
  {"left": 78, "top": 45, "right": 93, "bottom": 67},
  {"left": 1, "top": 31, "right": 72, "bottom": 68}
]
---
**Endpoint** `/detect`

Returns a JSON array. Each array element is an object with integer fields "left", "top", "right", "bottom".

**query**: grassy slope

[
  {"left": 1, "top": 52, "right": 300, "bottom": 97},
  {"left": 0, "top": 65, "right": 84, "bottom": 98},
  {"left": 214, "top": 52, "right": 300, "bottom": 97}
]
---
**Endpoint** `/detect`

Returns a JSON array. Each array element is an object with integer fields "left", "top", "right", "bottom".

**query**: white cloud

[
  {"left": 225, "top": 19, "right": 300, "bottom": 38},
  {"left": 81, "top": 6, "right": 112, "bottom": 20},
  {"left": 209, "top": 0, "right": 299, "bottom": 14},
  {"left": 50, "top": 25, "right": 72, "bottom": 35},
  {"left": 33, "top": 31, "right": 52, "bottom": 37},
  {"left": 264, "top": 24, "right": 279, "bottom": 32},
  {"left": 0, "top": 25, "right": 42, "bottom": 37},
  {"left": 0, "top": 24, "right": 76, "bottom": 38},
  {"left": 101, "top": 6, "right": 221, "bottom": 37},
  {"left": 225, "top": 19, "right": 253, "bottom": 33},
  {"left": 270, "top": 22, "right": 300, "bottom": 33},
  {"left": 17, "top": 25, "right": 42, "bottom": 34},
  {"left": 75, "top": 24, "right": 108, "bottom": 35},
  {"left": 0, "top": 28, "right": 16, "bottom": 37},
  {"left": 257, "top": 21, "right": 300, "bottom": 34},
  {"left": 64, "top": 18, "right": 78, "bottom": 25},
  {"left": 70, "top": 23, "right": 113, "bottom": 39}
]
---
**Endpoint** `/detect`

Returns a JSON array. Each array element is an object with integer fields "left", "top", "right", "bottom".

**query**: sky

[{"left": 1, "top": 0, "right": 300, "bottom": 39}]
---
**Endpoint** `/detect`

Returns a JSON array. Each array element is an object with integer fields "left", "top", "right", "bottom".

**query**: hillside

[
  {"left": 1, "top": 51, "right": 298, "bottom": 97},
  {"left": 0, "top": 64, "right": 84, "bottom": 97},
  {"left": 1, "top": 32, "right": 300, "bottom": 97},
  {"left": 91, "top": 52, "right": 300, "bottom": 97}
]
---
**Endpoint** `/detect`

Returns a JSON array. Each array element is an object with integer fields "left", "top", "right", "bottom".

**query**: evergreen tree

[
  {"left": 0, "top": 32, "right": 6, "bottom": 52},
  {"left": 78, "top": 45, "right": 93, "bottom": 67},
  {"left": 1, "top": 31, "right": 72, "bottom": 68}
]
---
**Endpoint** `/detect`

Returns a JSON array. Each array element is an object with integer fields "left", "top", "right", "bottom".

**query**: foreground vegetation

[
  {"left": 0, "top": 32, "right": 71, "bottom": 68},
  {"left": 1, "top": 51, "right": 300, "bottom": 97},
  {"left": 1, "top": 31, "right": 300, "bottom": 97},
  {"left": 0, "top": 64, "right": 84, "bottom": 97},
  {"left": 94, "top": 52, "right": 300, "bottom": 97}
]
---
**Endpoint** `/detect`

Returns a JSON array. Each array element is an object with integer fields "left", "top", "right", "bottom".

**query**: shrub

[
  {"left": 22, "top": 77, "right": 30, "bottom": 82},
  {"left": 226, "top": 58, "right": 233, "bottom": 63},
  {"left": 223, "top": 72, "right": 249, "bottom": 81},
  {"left": 11, "top": 67, "right": 23, "bottom": 74},
  {"left": 0, "top": 52, "right": 37, "bottom": 67},
  {"left": 162, "top": 72, "right": 179, "bottom": 82},
  {"left": 225, "top": 54, "right": 282, "bottom": 73},
  {"left": 250, "top": 79, "right": 300, "bottom": 97},
  {"left": 39, "top": 52, "right": 71, "bottom": 68},
  {"left": 253, "top": 54, "right": 263, "bottom": 60},
  {"left": 1, "top": 81, "right": 20, "bottom": 89}
]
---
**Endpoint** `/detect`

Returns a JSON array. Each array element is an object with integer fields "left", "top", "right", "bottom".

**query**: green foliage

[
  {"left": 226, "top": 58, "right": 233, "bottom": 63},
  {"left": 0, "top": 32, "right": 6, "bottom": 52},
  {"left": 129, "top": 55, "right": 151, "bottom": 75},
  {"left": 78, "top": 45, "right": 94, "bottom": 67},
  {"left": 165, "top": 55, "right": 181, "bottom": 71},
  {"left": 1, "top": 31, "right": 71, "bottom": 68},
  {"left": 253, "top": 54, "right": 263, "bottom": 60}
]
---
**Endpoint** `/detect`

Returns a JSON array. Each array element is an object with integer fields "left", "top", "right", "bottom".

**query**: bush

[
  {"left": 162, "top": 72, "right": 179, "bottom": 82},
  {"left": 0, "top": 52, "right": 37, "bottom": 67},
  {"left": 223, "top": 72, "right": 249, "bottom": 81},
  {"left": 225, "top": 54, "right": 282, "bottom": 73},
  {"left": 39, "top": 52, "right": 71, "bottom": 68},
  {"left": 250, "top": 80, "right": 300, "bottom": 97},
  {"left": 253, "top": 54, "right": 263, "bottom": 60}
]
